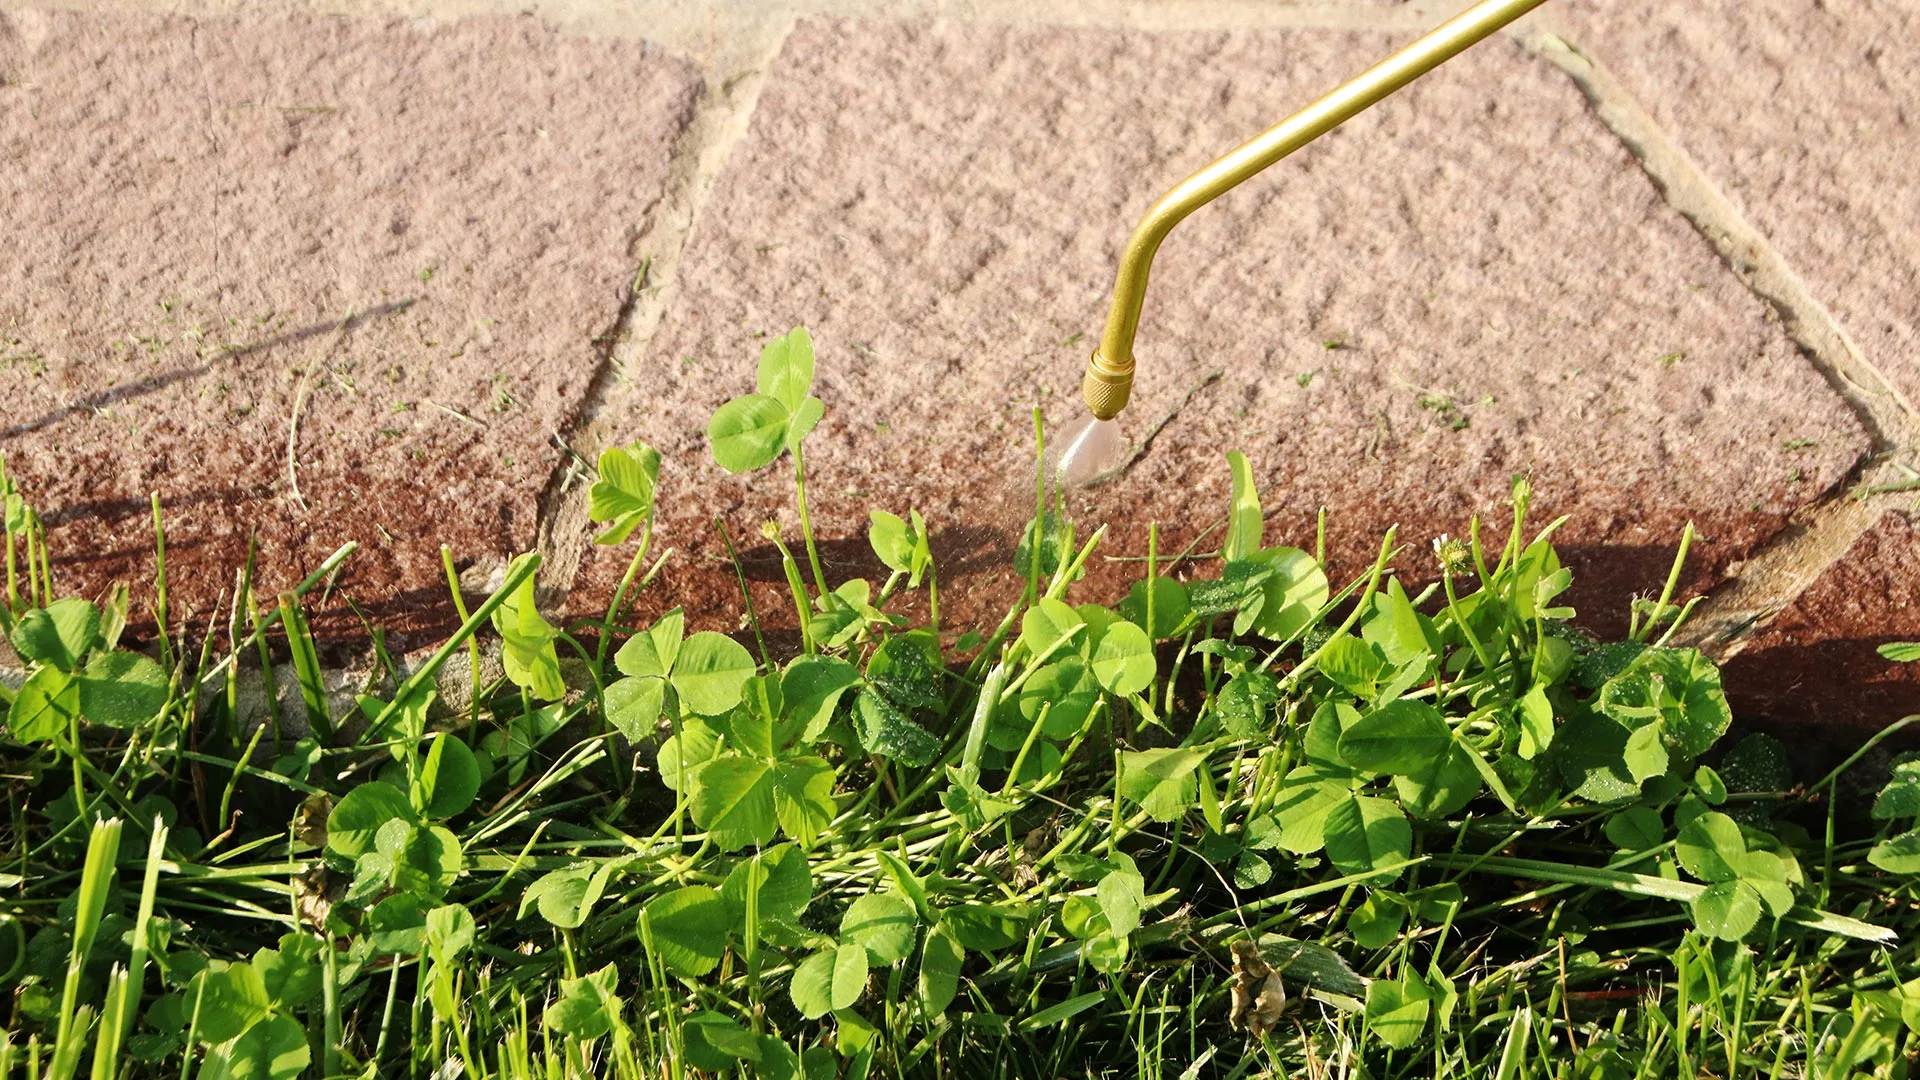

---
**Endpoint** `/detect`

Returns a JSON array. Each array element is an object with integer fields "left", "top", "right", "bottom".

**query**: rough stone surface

[
  {"left": 568, "top": 17, "right": 1865, "bottom": 638},
  {"left": 1722, "top": 511, "right": 1920, "bottom": 739},
  {"left": 0, "top": 11, "right": 698, "bottom": 640},
  {"left": 1557, "top": 0, "right": 1920, "bottom": 411}
]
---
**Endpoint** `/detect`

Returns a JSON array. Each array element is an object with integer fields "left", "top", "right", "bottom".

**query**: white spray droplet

[{"left": 1051, "top": 416, "right": 1126, "bottom": 487}]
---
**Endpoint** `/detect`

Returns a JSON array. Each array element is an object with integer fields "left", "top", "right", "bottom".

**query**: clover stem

[
  {"left": 598, "top": 518, "right": 654, "bottom": 670},
  {"left": 1638, "top": 520, "right": 1696, "bottom": 643},
  {"left": 151, "top": 492, "right": 172, "bottom": 673},
  {"left": 1441, "top": 568, "right": 1497, "bottom": 680},
  {"left": 1145, "top": 522, "right": 1159, "bottom": 641},
  {"left": 791, "top": 442, "right": 831, "bottom": 602},
  {"left": 23, "top": 506, "right": 41, "bottom": 607},
  {"left": 1028, "top": 408, "right": 1046, "bottom": 608},
  {"left": 3, "top": 510, "right": 15, "bottom": 615},
  {"left": 0, "top": 454, "right": 16, "bottom": 613},
  {"left": 321, "top": 930, "right": 342, "bottom": 1075},
  {"left": 927, "top": 563, "right": 941, "bottom": 640},
  {"left": 35, "top": 510, "right": 51, "bottom": 604}
]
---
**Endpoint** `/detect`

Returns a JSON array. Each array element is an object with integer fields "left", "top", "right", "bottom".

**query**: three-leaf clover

[
  {"left": 637, "top": 645, "right": 842, "bottom": 853},
  {"left": 1676, "top": 810, "right": 1796, "bottom": 940},
  {"left": 7, "top": 597, "right": 169, "bottom": 743},
  {"left": 708, "top": 327, "right": 825, "bottom": 473},
  {"left": 604, "top": 610, "right": 756, "bottom": 739},
  {"left": 588, "top": 441, "right": 660, "bottom": 545},
  {"left": 1869, "top": 753, "right": 1920, "bottom": 874}
]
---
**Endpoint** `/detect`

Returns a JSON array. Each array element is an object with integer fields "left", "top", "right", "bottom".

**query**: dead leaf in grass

[
  {"left": 1228, "top": 939, "right": 1287, "bottom": 1037},
  {"left": 293, "top": 864, "right": 339, "bottom": 930}
]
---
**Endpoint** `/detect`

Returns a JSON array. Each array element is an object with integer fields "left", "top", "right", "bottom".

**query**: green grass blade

[
  {"left": 1432, "top": 854, "right": 1896, "bottom": 942},
  {"left": 49, "top": 818, "right": 122, "bottom": 1080},
  {"left": 90, "top": 817, "right": 168, "bottom": 1078}
]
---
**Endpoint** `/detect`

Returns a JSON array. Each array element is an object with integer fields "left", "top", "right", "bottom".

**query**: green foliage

[
  {"left": 1870, "top": 752, "right": 1920, "bottom": 874},
  {"left": 604, "top": 610, "right": 756, "bottom": 739},
  {"left": 491, "top": 552, "right": 565, "bottom": 701},
  {"left": 709, "top": 327, "right": 824, "bottom": 473},
  {"left": 869, "top": 509, "right": 932, "bottom": 587},
  {"left": 642, "top": 886, "right": 730, "bottom": 978},
  {"left": 588, "top": 441, "right": 661, "bottom": 545},
  {"left": 9, "top": 597, "right": 100, "bottom": 671},
  {"left": 791, "top": 944, "right": 866, "bottom": 1019},
  {"left": 6, "top": 330, "right": 1917, "bottom": 1080},
  {"left": 326, "top": 781, "right": 415, "bottom": 860},
  {"left": 7, "top": 596, "right": 170, "bottom": 743}
]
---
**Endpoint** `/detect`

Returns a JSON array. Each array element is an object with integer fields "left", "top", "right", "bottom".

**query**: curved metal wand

[{"left": 1081, "top": 0, "right": 1551, "bottom": 420}]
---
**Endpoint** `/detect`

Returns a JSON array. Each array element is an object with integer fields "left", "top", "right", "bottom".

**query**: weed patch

[{"left": 1, "top": 332, "right": 1918, "bottom": 1077}]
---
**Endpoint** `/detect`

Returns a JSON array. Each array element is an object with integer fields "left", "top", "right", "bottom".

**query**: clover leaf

[
  {"left": 606, "top": 613, "right": 753, "bottom": 739},
  {"left": 491, "top": 554, "right": 565, "bottom": 702},
  {"left": 709, "top": 327, "right": 824, "bottom": 474},
  {"left": 588, "top": 441, "right": 660, "bottom": 545}
]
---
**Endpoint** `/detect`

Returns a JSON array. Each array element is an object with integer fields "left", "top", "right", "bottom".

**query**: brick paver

[
  {"left": 0, "top": 11, "right": 697, "bottom": 637},
  {"left": 2, "top": 3, "right": 1913, "bottom": 739},
  {"left": 569, "top": 16, "right": 1866, "bottom": 636},
  {"left": 1558, "top": 0, "right": 1920, "bottom": 413},
  {"left": 1721, "top": 511, "right": 1920, "bottom": 739}
]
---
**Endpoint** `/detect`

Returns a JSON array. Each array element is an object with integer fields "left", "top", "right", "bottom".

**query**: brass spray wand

[{"left": 1081, "top": 0, "right": 1551, "bottom": 421}]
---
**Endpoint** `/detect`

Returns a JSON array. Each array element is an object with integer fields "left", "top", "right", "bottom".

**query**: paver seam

[
  {"left": 1516, "top": 23, "right": 1920, "bottom": 659},
  {"left": 1521, "top": 27, "right": 1917, "bottom": 440},
  {"left": 529, "top": 17, "right": 795, "bottom": 601}
]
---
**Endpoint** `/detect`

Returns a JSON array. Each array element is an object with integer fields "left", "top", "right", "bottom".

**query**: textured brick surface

[
  {"left": 0, "top": 11, "right": 697, "bottom": 638},
  {"left": 1559, "top": 0, "right": 1920, "bottom": 411},
  {"left": 570, "top": 17, "right": 1865, "bottom": 636},
  {"left": 1722, "top": 512, "right": 1920, "bottom": 739}
]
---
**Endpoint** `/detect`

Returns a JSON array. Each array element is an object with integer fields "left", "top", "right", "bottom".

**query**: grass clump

[{"left": 2, "top": 330, "right": 1920, "bottom": 1079}]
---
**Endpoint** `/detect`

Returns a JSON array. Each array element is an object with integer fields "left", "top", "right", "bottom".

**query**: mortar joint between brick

[
  {"left": 528, "top": 20, "right": 796, "bottom": 603},
  {"left": 1520, "top": 25, "right": 1918, "bottom": 457}
]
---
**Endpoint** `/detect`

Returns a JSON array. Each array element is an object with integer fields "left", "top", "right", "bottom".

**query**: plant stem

[
  {"left": 1279, "top": 527, "right": 1397, "bottom": 694},
  {"left": 1638, "top": 520, "right": 1696, "bottom": 642},
  {"left": 52, "top": 817, "right": 122, "bottom": 1076},
  {"left": 1440, "top": 566, "right": 1497, "bottom": 679},
  {"left": 717, "top": 519, "right": 778, "bottom": 663},
  {"left": 1145, "top": 521, "right": 1159, "bottom": 638},
  {"left": 1029, "top": 408, "right": 1046, "bottom": 608},
  {"left": 24, "top": 506, "right": 42, "bottom": 608},
  {"left": 358, "top": 553, "right": 542, "bottom": 748},
  {"left": 150, "top": 493, "right": 171, "bottom": 672},
  {"left": 1, "top": 453, "right": 16, "bottom": 614},
  {"left": 791, "top": 442, "right": 830, "bottom": 601},
  {"left": 597, "top": 519, "right": 655, "bottom": 669},
  {"left": 34, "top": 509, "right": 52, "bottom": 605},
  {"left": 440, "top": 546, "right": 483, "bottom": 732}
]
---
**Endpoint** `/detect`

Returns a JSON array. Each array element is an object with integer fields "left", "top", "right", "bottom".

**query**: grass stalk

[
  {"left": 717, "top": 518, "right": 777, "bottom": 663},
  {"left": 278, "top": 591, "right": 331, "bottom": 743},
  {"left": 358, "top": 553, "right": 543, "bottom": 748},
  {"left": 91, "top": 818, "right": 167, "bottom": 1078},
  {"left": 440, "top": 545, "right": 483, "bottom": 730},
  {"left": 49, "top": 818, "right": 122, "bottom": 1079},
  {"left": 150, "top": 492, "right": 172, "bottom": 672}
]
